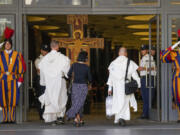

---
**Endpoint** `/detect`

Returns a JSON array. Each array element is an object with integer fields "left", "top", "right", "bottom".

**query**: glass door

[
  {"left": 148, "top": 15, "right": 160, "bottom": 121},
  {"left": 167, "top": 15, "right": 180, "bottom": 121},
  {"left": 0, "top": 15, "right": 14, "bottom": 44}
]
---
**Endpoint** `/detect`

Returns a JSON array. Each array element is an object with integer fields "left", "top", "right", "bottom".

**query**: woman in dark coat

[{"left": 66, "top": 51, "right": 92, "bottom": 126}]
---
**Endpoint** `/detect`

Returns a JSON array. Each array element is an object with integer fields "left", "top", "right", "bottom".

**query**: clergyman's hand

[
  {"left": 37, "top": 69, "right": 40, "bottom": 74},
  {"left": 108, "top": 90, "right": 112, "bottom": 96}
]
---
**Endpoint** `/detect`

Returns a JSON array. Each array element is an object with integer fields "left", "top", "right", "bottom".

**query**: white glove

[
  {"left": 108, "top": 86, "right": 112, "bottom": 92},
  {"left": 108, "top": 86, "right": 113, "bottom": 96},
  {"left": 171, "top": 41, "right": 180, "bottom": 50},
  {"left": 18, "top": 82, "right": 22, "bottom": 88},
  {"left": 0, "top": 42, "right": 4, "bottom": 48}
]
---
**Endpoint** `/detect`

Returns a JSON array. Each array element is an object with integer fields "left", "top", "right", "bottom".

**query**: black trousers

[{"left": 34, "top": 75, "right": 45, "bottom": 119}]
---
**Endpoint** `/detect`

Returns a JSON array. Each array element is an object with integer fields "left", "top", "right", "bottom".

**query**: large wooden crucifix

[{"left": 53, "top": 15, "right": 104, "bottom": 65}]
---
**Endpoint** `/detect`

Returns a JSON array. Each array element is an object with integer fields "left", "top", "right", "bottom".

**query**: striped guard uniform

[
  {"left": 161, "top": 47, "right": 180, "bottom": 112},
  {"left": 0, "top": 50, "right": 25, "bottom": 122}
]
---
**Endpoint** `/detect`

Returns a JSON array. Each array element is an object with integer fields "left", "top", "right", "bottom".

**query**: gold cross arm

[
  {"left": 52, "top": 38, "right": 75, "bottom": 48},
  {"left": 82, "top": 38, "right": 104, "bottom": 49}
]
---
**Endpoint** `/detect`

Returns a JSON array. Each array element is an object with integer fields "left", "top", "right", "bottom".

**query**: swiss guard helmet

[{"left": 1, "top": 27, "right": 14, "bottom": 47}]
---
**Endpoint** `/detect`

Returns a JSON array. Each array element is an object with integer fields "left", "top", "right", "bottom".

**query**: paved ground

[
  {"left": 1, "top": 103, "right": 179, "bottom": 135},
  {"left": 0, "top": 120, "right": 180, "bottom": 135},
  {"left": 0, "top": 128, "right": 180, "bottom": 135}
]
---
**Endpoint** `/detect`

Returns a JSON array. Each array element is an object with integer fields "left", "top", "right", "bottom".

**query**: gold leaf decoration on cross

[{"left": 53, "top": 15, "right": 104, "bottom": 65}]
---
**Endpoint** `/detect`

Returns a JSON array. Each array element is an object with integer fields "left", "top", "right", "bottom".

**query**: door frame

[
  {"left": 23, "top": 13, "right": 162, "bottom": 122},
  {"left": 148, "top": 15, "right": 161, "bottom": 121}
]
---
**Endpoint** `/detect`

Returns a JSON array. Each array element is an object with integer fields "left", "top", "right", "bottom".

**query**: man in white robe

[
  {"left": 107, "top": 47, "right": 141, "bottom": 126},
  {"left": 39, "top": 40, "right": 70, "bottom": 124}
]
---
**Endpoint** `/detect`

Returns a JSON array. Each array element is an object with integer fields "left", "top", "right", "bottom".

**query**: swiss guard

[
  {"left": 0, "top": 27, "right": 26, "bottom": 124},
  {"left": 161, "top": 29, "right": 180, "bottom": 123}
]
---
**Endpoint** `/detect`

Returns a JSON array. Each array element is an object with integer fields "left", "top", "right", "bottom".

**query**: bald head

[
  {"left": 119, "top": 47, "right": 127, "bottom": 56},
  {"left": 51, "top": 40, "right": 59, "bottom": 51}
]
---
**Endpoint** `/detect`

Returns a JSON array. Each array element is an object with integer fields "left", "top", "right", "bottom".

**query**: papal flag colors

[
  {"left": 161, "top": 47, "right": 180, "bottom": 112},
  {"left": 0, "top": 50, "right": 25, "bottom": 122}
]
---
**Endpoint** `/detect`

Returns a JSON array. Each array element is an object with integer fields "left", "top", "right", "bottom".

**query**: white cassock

[
  {"left": 38, "top": 50, "right": 70, "bottom": 123},
  {"left": 107, "top": 56, "right": 141, "bottom": 123}
]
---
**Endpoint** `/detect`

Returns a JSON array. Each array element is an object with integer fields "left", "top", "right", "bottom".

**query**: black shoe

[
  {"left": 9, "top": 121, "right": 16, "bottom": 124},
  {"left": 177, "top": 120, "right": 180, "bottom": 123},
  {"left": 46, "top": 121, "right": 56, "bottom": 126},
  {"left": 139, "top": 115, "right": 149, "bottom": 119},
  {"left": 1, "top": 121, "right": 8, "bottom": 124},
  {"left": 73, "top": 121, "right": 80, "bottom": 127},
  {"left": 66, "top": 117, "right": 71, "bottom": 122},
  {"left": 52, "top": 121, "right": 57, "bottom": 126},
  {"left": 80, "top": 120, "right": 85, "bottom": 126},
  {"left": 40, "top": 116, "right": 44, "bottom": 120},
  {"left": 56, "top": 117, "right": 65, "bottom": 125},
  {"left": 119, "top": 119, "right": 126, "bottom": 126}
]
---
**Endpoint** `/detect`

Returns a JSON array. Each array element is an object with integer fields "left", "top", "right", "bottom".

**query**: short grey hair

[
  {"left": 50, "top": 40, "right": 59, "bottom": 48},
  {"left": 119, "top": 47, "right": 127, "bottom": 54}
]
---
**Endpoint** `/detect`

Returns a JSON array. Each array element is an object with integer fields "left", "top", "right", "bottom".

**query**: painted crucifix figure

[{"left": 53, "top": 15, "right": 104, "bottom": 65}]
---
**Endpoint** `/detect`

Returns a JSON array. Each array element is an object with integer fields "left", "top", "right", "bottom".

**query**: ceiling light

[
  {"left": 171, "top": 2, "right": 180, "bottom": 5},
  {"left": 33, "top": 25, "right": 39, "bottom": 29},
  {"left": 72, "top": 0, "right": 81, "bottom": 5},
  {"left": 25, "top": 0, "right": 33, "bottom": 5},
  {"left": 133, "top": 32, "right": 153, "bottom": 36},
  {"left": 128, "top": 24, "right": 176, "bottom": 30},
  {"left": 172, "top": 37, "right": 178, "bottom": 41},
  {"left": 127, "top": 24, "right": 149, "bottom": 29},
  {"left": 140, "top": 37, "right": 178, "bottom": 41},
  {"left": 33, "top": 25, "right": 60, "bottom": 30},
  {"left": 129, "top": 2, "right": 157, "bottom": 6},
  {"left": 172, "top": 25, "right": 176, "bottom": 28},
  {"left": 140, "top": 37, "right": 150, "bottom": 41},
  {"left": 48, "top": 32, "right": 69, "bottom": 37},
  {"left": 140, "top": 37, "right": 157, "bottom": 41},
  {"left": 124, "top": 15, "right": 155, "bottom": 21},
  {"left": 133, "top": 32, "right": 176, "bottom": 36},
  {"left": 28, "top": 16, "right": 46, "bottom": 22}
]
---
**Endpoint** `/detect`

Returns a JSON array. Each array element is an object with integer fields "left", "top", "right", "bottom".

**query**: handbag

[
  {"left": 105, "top": 96, "right": 113, "bottom": 117},
  {"left": 125, "top": 59, "right": 138, "bottom": 95}
]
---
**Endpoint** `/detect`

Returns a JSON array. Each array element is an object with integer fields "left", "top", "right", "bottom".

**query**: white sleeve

[
  {"left": 39, "top": 60, "right": 46, "bottom": 86},
  {"left": 140, "top": 57, "right": 145, "bottom": 67},
  {"left": 40, "top": 69, "right": 46, "bottom": 86},
  {"left": 0, "top": 42, "right": 4, "bottom": 48},
  {"left": 107, "top": 73, "right": 113, "bottom": 89},
  {"left": 34, "top": 58, "right": 40, "bottom": 70},
  {"left": 62, "top": 57, "right": 70, "bottom": 78},
  {"left": 132, "top": 71, "right": 141, "bottom": 88},
  {"left": 130, "top": 61, "right": 141, "bottom": 88},
  {"left": 130, "top": 60, "right": 139, "bottom": 72}
]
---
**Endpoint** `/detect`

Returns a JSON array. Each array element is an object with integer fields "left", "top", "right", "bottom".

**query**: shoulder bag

[{"left": 125, "top": 59, "right": 138, "bottom": 95}]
